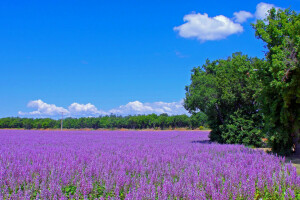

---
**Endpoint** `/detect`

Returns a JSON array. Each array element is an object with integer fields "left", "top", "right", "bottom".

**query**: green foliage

[
  {"left": 184, "top": 53, "right": 264, "bottom": 147},
  {"left": 190, "top": 112, "right": 208, "bottom": 129},
  {"left": 0, "top": 114, "right": 207, "bottom": 130},
  {"left": 62, "top": 185, "right": 77, "bottom": 198},
  {"left": 252, "top": 8, "right": 300, "bottom": 155},
  {"left": 219, "top": 110, "right": 263, "bottom": 147}
]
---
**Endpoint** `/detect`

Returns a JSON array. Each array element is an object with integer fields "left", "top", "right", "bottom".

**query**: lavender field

[{"left": 0, "top": 130, "right": 299, "bottom": 199}]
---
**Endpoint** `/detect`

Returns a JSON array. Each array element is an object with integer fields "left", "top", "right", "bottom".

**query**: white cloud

[
  {"left": 18, "top": 99, "right": 188, "bottom": 117},
  {"left": 233, "top": 11, "right": 253, "bottom": 23},
  {"left": 18, "top": 100, "right": 69, "bottom": 116},
  {"left": 109, "top": 101, "right": 153, "bottom": 115},
  {"left": 109, "top": 100, "right": 187, "bottom": 115},
  {"left": 174, "top": 12, "right": 243, "bottom": 41},
  {"left": 174, "top": 3, "right": 282, "bottom": 41},
  {"left": 18, "top": 100, "right": 106, "bottom": 117},
  {"left": 255, "top": 2, "right": 279, "bottom": 20},
  {"left": 68, "top": 103, "right": 107, "bottom": 116}
]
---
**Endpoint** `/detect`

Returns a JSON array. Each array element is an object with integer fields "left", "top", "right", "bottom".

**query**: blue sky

[{"left": 0, "top": 0, "right": 299, "bottom": 117}]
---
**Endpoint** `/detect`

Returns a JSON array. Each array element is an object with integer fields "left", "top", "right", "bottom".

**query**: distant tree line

[{"left": 0, "top": 113, "right": 208, "bottom": 130}]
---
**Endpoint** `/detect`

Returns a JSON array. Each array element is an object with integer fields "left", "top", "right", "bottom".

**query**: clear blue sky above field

[{"left": 0, "top": 0, "right": 299, "bottom": 118}]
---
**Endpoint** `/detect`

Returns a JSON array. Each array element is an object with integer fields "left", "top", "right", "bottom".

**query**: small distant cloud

[
  {"left": 233, "top": 11, "right": 253, "bottom": 23},
  {"left": 175, "top": 51, "right": 188, "bottom": 58}
]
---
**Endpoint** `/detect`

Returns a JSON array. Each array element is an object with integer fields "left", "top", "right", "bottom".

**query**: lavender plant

[{"left": 0, "top": 130, "right": 299, "bottom": 199}]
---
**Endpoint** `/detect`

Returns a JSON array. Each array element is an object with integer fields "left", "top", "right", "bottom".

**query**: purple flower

[{"left": 0, "top": 129, "right": 299, "bottom": 199}]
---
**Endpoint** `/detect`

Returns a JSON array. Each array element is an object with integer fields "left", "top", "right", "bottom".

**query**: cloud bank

[
  {"left": 174, "top": 2, "right": 280, "bottom": 42},
  {"left": 18, "top": 99, "right": 188, "bottom": 118}
]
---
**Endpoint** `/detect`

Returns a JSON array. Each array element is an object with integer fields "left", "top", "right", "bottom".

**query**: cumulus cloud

[
  {"left": 233, "top": 11, "right": 253, "bottom": 23},
  {"left": 174, "top": 13, "right": 243, "bottom": 41},
  {"left": 18, "top": 99, "right": 187, "bottom": 118},
  {"left": 18, "top": 100, "right": 69, "bottom": 116},
  {"left": 255, "top": 2, "right": 279, "bottom": 20},
  {"left": 174, "top": 2, "right": 281, "bottom": 42},
  {"left": 68, "top": 103, "right": 107, "bottom": 116},
  {"left": 18, "top": 100, "right": 107, "bottom": 117},
  {"left": 109, "top": 100, "right": 187, "bottom": 115}
]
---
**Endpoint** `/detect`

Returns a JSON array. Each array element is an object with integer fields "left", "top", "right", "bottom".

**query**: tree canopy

[
  {"left": 253, "top": 8, "right": 300, "bottom": 155},
  {"left": 184, "top": 53, "right": 264, "bottom": 147}
]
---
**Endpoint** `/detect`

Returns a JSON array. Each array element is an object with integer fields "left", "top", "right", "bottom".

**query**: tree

[
  {"left": 184, "top": 53, "right": 264, "bottom": 147},
  {"left": 148, "top": 114, "right": 158, "bottom": 128},
  {"left": 253, "top": 8, "right": 300, "bottom": 155},
  {"left": 158, "top": 113, "right": 168, "bottom": 130},
  {"left": 0, "top": 114, "right": 204, "bottom": 130},
  {"left": 190, "top": 112, "right": 208, "bottom": 129},
  {"left": 23, "top": 118, "right": 34, "bottom": 129}
]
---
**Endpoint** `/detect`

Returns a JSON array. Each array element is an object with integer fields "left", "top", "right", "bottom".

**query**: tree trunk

[{"left": 215, "top": 103, "right": 224, "bottom": 124}]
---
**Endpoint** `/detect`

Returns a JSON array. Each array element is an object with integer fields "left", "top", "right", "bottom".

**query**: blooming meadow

[{"left": 0, "top": 130, "right": 299, "bottom": 200}]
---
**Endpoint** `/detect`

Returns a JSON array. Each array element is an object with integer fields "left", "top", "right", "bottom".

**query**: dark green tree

[
  {"left": 190, "top": 112, "right": 208, "bottom": 129},
  {"left": 158, "top": 113, "right": 168, "bottom": 130},
  {"left": 253, "top": 8, "right": 300, "bottom": 155},
  {"left": 184, "top": 53, "right": 264, "bottom": 147}
]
